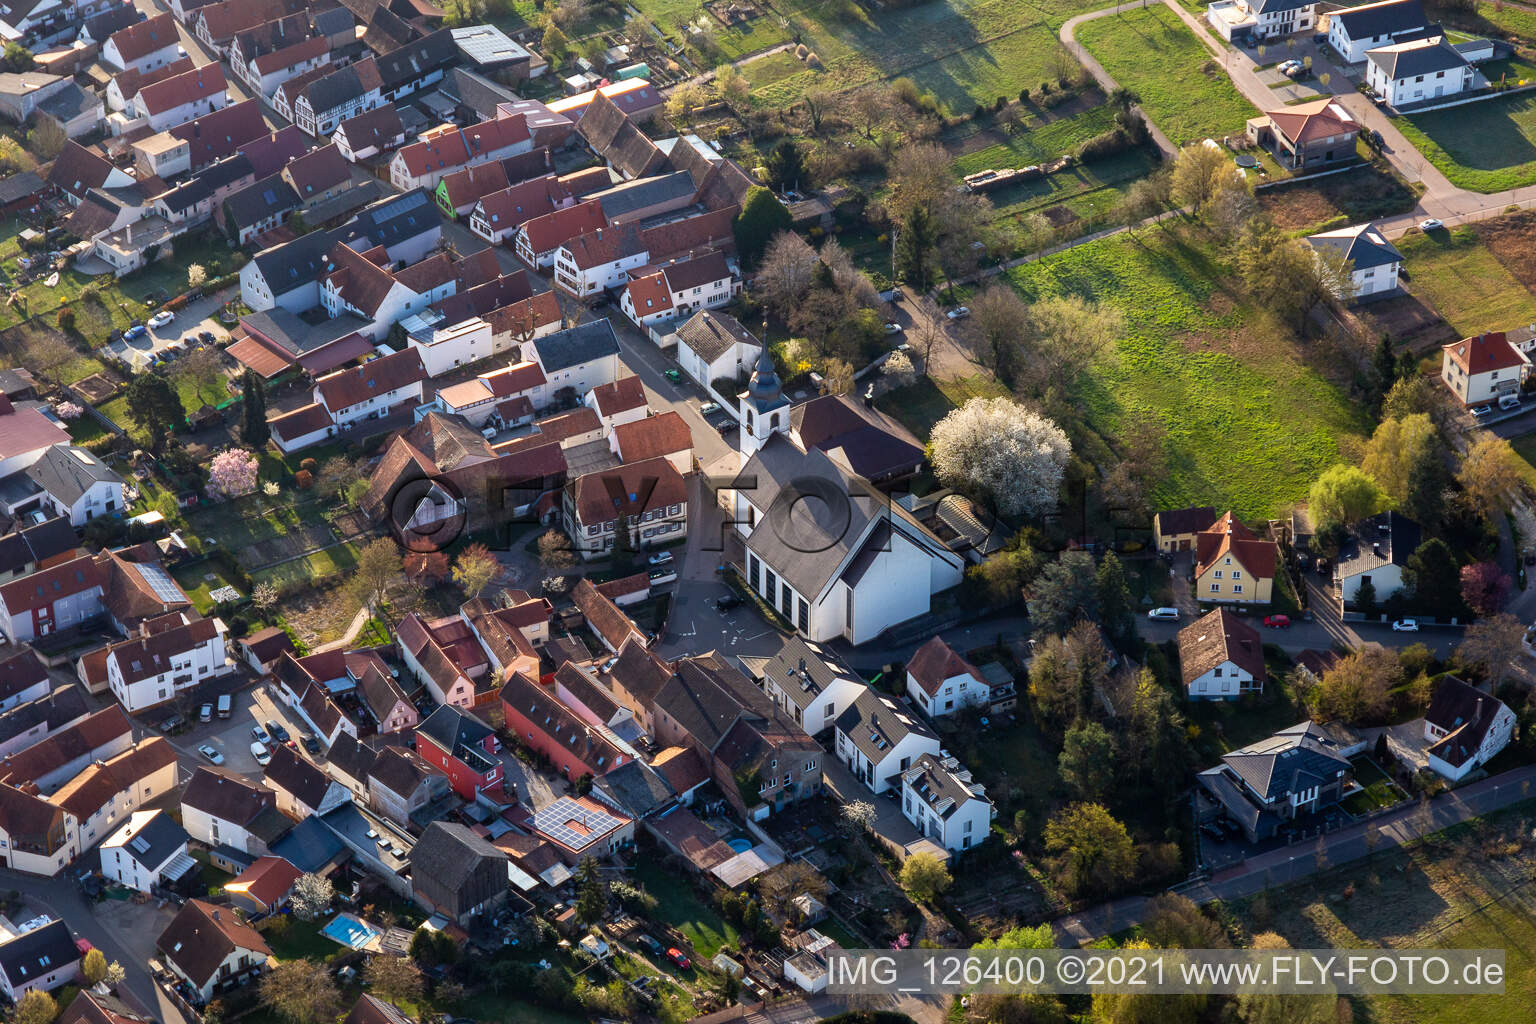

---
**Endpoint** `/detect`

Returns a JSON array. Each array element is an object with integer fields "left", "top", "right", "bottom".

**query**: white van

[
  {"left": 216, "top": 694, "right": 232, "bottom": 719},
  {"left": 1499, "top": 394, "right": 1521, "bottom": 411},
  {"left": 1147, "top": 607, "right": 1180, "bottom": 621}
]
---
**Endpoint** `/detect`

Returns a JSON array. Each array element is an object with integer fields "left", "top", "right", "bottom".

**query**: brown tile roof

[
  {"left": 395, "top": 115, "right": 529, "bottom": 178},
  {"left": 241, "top": 625, "right": 297, "bottom": 664},
  {"left": 322, "top": 240, "right": 398, "bottom": 317},
  {"left": 225, "top": 855, "right": 301, "bottom": 909},
  {"left": 1195, "top": 512, "right": 1277, "bottom": 581},
  {"left": 1443, "top": 332, "right": 1528, "bottom": 376},
  {"left": 1177, "top": 608, "right": 1266, "bottom": 688},
  {"left": 367, "top": 745, "right": 436, "bottom": 798},
  {"left": 47, "top": 141, "right": 118, "bottom": 201},
  {"left": 1426, "top": 675, "right": 1507, "bottom": 768},
  {"left": 0, "top": 402, "right": 70, "bottom": 462},
  {"left": 498, "top": 670, "right": 628, "bottom": 773},
  {"left": 299, "top": 682, "right": 347, "bottom": 737},
  {"left": 0, "top": 648, "right": 48, "bottom": 704},
  {"left": 284, "top": 143, "right": 350, "bottom": 198},
  {"left": 904, "top": 636, "right": 984, "bottom": 697},
  {"left": 263, "top": 743, "right": 334, "bottom": 812},
  {"left": 169, "top": 99, "right": 268, "bottom": 168},
  {"left": 0, "top": 782, "right": 64, "bottom": 848},
  {"left": 355, "top": 662, "right": 411, "bottom": 726},
  {"left": 105, "top": 615, "right": 219, "bottom": 684},
  {"left": 485, "top": 290, "right": 561, "bottom": 340},
  {"left": 517, "top": 197, "right": 604, "bottom": 254},
  {"left": 624, "top": 270, "right": 672, "bottom": 316},
  {"left": 107, "top": 12, "right": 177, "bottom": 64},
  {"left": 1155, "top": 506, "right": 1218, "bottom": 537},
  {"left": 157, "top": 899, "right": 271, "bottom": 988},
  {"left": 51, "top": 737, "right": 176, "bottom": 819},
  {"left": 588, "top": 375, "right": 645, "bottom": 417},
  {"left": 270, "top": 402, "right": 334, "bottom": 442},
  {"left": 651, "top": 745, "right": 708, "bottom": 794},
  {"left": 658, "top": 249, "right": 732, "bottom": 292},
  {"left": 250, "top": 31, "right": 327, "bottom": 77},
  {"left": 57, "top": 990, "right": 152, "bottom": 1024},
  {"left": 438, "top": 159, "right": 511, "bottom": 211},
  {"left": 567, "top": 455, "right": 686, "bottom": 527},
  {"left": 315, "top": 348, "right": 426, "bottom": 412},
  {"left": 334, "top": 106, "right": 404, "bottom": 152},
  {"left": 571, "top": 578, "right": 645, "bottom": 651},
  {"left": 180, "top": 765, "right": 275, "bottom": 824},
  {"left": 344, "top": 995, "right": 413, "bottom": 1024},
  {"left": 596, "top": 572, "right": 649, "bottom": 603},
  {"left": 562, "top": 208, "right": 735, "bottom": 271},
  {"left": 0, "top": 705, "right": 132, "bottom": 785},
  {"left": 601, "top": 637, "right": 672, "bottom": 709},
  {"left": 1266, "top": 97, "right": 1355, "bottom": 146},
  {"left": 196, "top": 0, "right": 305, "bottom": 44},
  {"left": 610, "top": 411, "right": 691, "bottom": 463},
  {"left": 111, "top": 55, "right": 195, "bottom": 104}
]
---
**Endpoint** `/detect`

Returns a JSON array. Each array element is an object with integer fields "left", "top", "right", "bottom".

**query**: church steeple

[
  {"left": 738, "top": 344, "right": 790, "bottom": 459},
  {"left": 747, "top": 344, "right": 781, "bottom": 406}
]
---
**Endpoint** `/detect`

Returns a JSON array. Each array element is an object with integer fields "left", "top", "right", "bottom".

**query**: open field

[
  {"left": 1472, "top": 207, "right": 1536, "bottom": 291},
  {"left": 1396, "top": 225, "right": 1536, "bottom": 337},
  {"left": 1076, "top": 5, "right": 1259, "bottom": 146},
  {"left": 1399, "top": 90, "right": 1536, "bottom": 193},
  {"left": 1233, "top": 798, "right": 1536, "bottom": 1024},
  {"left": 1257, "top": 163, "right": 1420, "bottom": 234},
  {"left": 1003, "top": 222, "right": 1369, "bottom": 518}
]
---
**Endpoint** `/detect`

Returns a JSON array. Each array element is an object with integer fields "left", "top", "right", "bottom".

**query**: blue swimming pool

[
  {"left": 320, "top": 913, "right": 381, "bottom": 950},
  {"left": 727, "top": 838, "right": 753, "bottom": 854}
]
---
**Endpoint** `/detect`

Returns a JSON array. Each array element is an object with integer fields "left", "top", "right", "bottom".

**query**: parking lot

[
  {"left": 104, "top": 291, "right": 232, "bottom": 371},
  {"left": 153, "top": 679, "right": 317, "bottom": 777}
]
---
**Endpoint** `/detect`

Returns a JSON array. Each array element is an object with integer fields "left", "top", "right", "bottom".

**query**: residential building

[
  {"left": 169, "top": 98, "right": 270, "bottom": 171},
  {"left": 0, "top": 649, "right": 50, "bottom": 712},
  {"left": 608, "top": 411, "right": 693, "bottom": 476},
  {"left": 904, "top": 636, "right": 1015, "bottom": 717},
  {"left": 0, "top": 547, "right": 193, "bottom": 645},
  {"left": 1246, "top": 97, "right": 1358, "bottom": 170},
  {"left": 103, "top": 612, "right": 230, "bottom": 714},
  {"left": 238, "top": 32, "right": 328, "bottom": 98},
  {"left": 1307, "top": 221, "right": 1404, "bottom": 300},
  {"left": 1365, "top": 35, "right": 1474, "bottom": 106},
  {"left": 179, "top": 767, "right": 291, "bottom": 861},
  {"left": 1206, "top": 0, "right": 1316, "bottom": 41},
  {"left": 332, "top": 106, "right": 405, "bottom": 162},
  {"left": 368, "top": 746, "right": 448, "bottom": 827},
  {"left": 388, "top": 114, "right": 533, "bottom": 192},
  {"left": 1198, "top": 722, "right": 1353, "bottom": 841},
  {"left": 1328, "top": 0, "right": 1433, "bottom": 63},
  {"left": 293, "top": 57, "right": 383, "bottom": 137},
  {"left": 546, "top": 78, "right": 662, "bottom": 123},
  {"left": 0, "top": 516, "right": 76, "bottom": 584},
  {"left": 222, "top": 855, "right": 302, "bottom": 915},
  {"left": 1194, "top": 512, "right": 1277, "bottom": 605},
  {"left": 155, "top": 899, "right": 271, "bottom": 1003},
  {"left": 434, "top": 150, "right": 552, "bottom": 218},
  {"left": 9, "top": 444, "right": 122, "bottom": 526},
  {"left": 552, "top": 208, "right": 736, "bottom": 299},
  {"left": 0, "top": 71, "right": 70, "bottom": 124},
  {"left": 527, "top": 319, "right": 622, "bottom": 399},
  {"left": 0, "top": 919, "right": 79, "bottom": 1001},
  {"left": 57, "top": 990, "right": 154, "bottom": 1024},
  {"left": 98, "top": 809, "right": 193, "bottom": 893},
  {"left": 671, "top": 309, "right": 761, "bottom": 390},
  {"left": 414, "top": 704, "right": 503, "bottom": 800},
  {"left": 396, "top": 613, "right": 479, "bottom": 709},
  {"left": 1424, "top": 675, "right": 1516, "bottom": 781},
  {"left": 571, "top": 578, "right": 646, "bottom": 653},
  {"left": 1177, "top": 608, "right": 1267, "bottom": 700},
  {"left": 499, "top": 670, "right": 631, "bottom": 780},
  {"left": 1334, "top": 510, "right": 1421, "bottom": 607},
  {"left": 407, "top": 821, "right": 508, "bottom": 925},
  {"left": 1441, "top": 331, "right": 1530, "bottom": 407},
  {"left": 832, "top": 689, "right": 941, "bottom": 795},
  {"left": 312, "top": 347, "right": 428, "bottom": 429},
  {"left": 469, "top": 173, "right": 576, "bottom": 245},
  {"left": 562, "top": 456, "right": 688, "bottom": 558},
  {"left": 356, "top": 662, "right": 418, "bottom": 734},
  {"left": 102, "top": 12, "right": 181, "bottom": 73},
  {"left": 1153, "top": 505, "right": 1218, "bottom": 554},
  {"left": 899, "top": 753, "right": 993, "bottom": 853},
  {"left": 263, "top": 744, "right": 351, "bottom": 819},
  {"left": 514, "top": 197, "right": 606, "bottom": 267},
  {"left": 584, "top": 375, "right": 648, "bottom": 432},
  {"left": 619, "top": 250, "right": 740, "bottom": 330},
  {"left": 740, "top": 636, "right": 868, "bottom": 737},
  {"left": 134, "top": 62, "right": 226, "bottom": 131}
]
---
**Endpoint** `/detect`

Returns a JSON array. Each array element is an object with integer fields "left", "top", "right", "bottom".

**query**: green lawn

[
  {"left": 1396, "top": 225, "right": 1536, "bottom": 337},
  {"left": 250, "top": 540, "right": 362, "bottom": 591},
  {"left": 875, "top": 374, "right": 1009, "bottom": 440},
  {"left": 633, "top": 859, "right": 739, "bottom": 959},
  {"left": 171, "top": 560, "right": 244, "bottom": 614},
  {"left": 1076, "top": 5, "right": 1259, "bottom": 146},
  {"left": 1184, "top": 673, "right": 1305, "bottom": 761},
  {"left": 952, "top": 103, "right": 1123, "bottom": 175},
  {"left": 1399, "top": 90, "right": 1536, "bottom": 193},
  {"left": 260, "top": 917, "right": 340, "bottom": 963},
  {"left": 1004, "top": 222, "right": 1370, "bottom": 518},
  {"left": 1340, "top": 754, "right": 1406, "bottom": 814}
]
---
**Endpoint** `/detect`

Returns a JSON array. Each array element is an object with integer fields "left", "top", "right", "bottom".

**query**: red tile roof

[
  {"left": 610, "top": 411, "right": 691, "bottom": 463},
  {"left": 134, "top": 63, "right": 226, "bottom": 117},
  {"left": 250, "top": 34, "right": 327, "bottom": 76},
  {"left": 395, "top": 115, "right": 530, "bottom": 179},
  {"left": 588, "top": 375, "right": 645, "bottom": 417},
  {"left": 624, "top": 270, "right": 672, "bottom": 315},
  {"left": 107, "top": 12, "right": 177, "bottom": 64},
  {"left": 284, "top": 142, "right": 350, "bottom": 197},
  {"left": 111, "top": 55, "right": 195, "bottom": 103},
  {"left": 567, "top": 455, "right": 685, "bottom": 527},
  {"left": 1443, "top": 332, "right": 1528, "bottom": 376},
  {"left": 905, "top": 636, "right": 984, "bottom": 697},
  {"left": 315, "top": 348, "right": 427, "bottom": 413},
  {"left": 169, "top": 99, "right": 268, "bottom": 168},
  {"left": 225, "top": 855, "right": 301, "bottom": 909},
  {"left": 1195, "top": 512, "right": 1278, "bottom": 581},
  {"left": 517, "top": 197, "right": 604, "bottom": 254}
]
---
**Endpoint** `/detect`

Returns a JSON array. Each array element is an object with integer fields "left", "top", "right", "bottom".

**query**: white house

[
  {"left": 730, "top": 353, "right": 963, "bottom": 645},
  {"left": 468, "top": 174, "right": 575, "bottom": 246},
  {"left": 156, "top": 899, "right": 271, "bottom": 1003},
  {"left": 102, "top": 13, "right": 183, "bottom": 74},
  {"left": 514, "top": 198, "right": 606, "bottom": 268},
  {"left": 20, "top": 443, "right": 124, "bottom": 526},
  {"left": 404, "top": 315, "right": 494, "bottom": 378},
  {"left": 1441, "top": 331, "right": 1530, "bottom": 407},
  {"left": 1364, "top": 35, "right": 1474, "bottom": 107},
  {"left": 904, "top": 636, "right": 1013, "bottom": 718},
  {"left": 527, "top": 320, "right": 622, "bottom": 401},
  {"left": 292, "top": 57, "right": 382, "bottom": 139},
  {"left": 0, "top": 649, "right": 50, "bottom": 712},
  {"left": 1423, "top": 676, "right": 1516, "bottom": 781},
  {"left": 99, "top": 809, "right": 194, "bottom": 893},
  {"left": 1334, "top": 510, "right": 1420, "bottom": 607},
  {"left": 1327, "top": 0, "right": 1432, "bottom": 64},
  {"left": 832, "top": 689, "right": 941, "bottom": 795},
  {"left": 618, "top": 250, "right": 741, "bottom": 331},
  {"left": 900, "top": 752, "right": 993, "bottom": 853},
  {"left": 424, "top": 360, "right": 548, "bottom": 428},
  {"left": 387, "top": 115, "right": 532, "bottom": 193},
  {"left": 134, "top": 62, "right": 227, "bottom": 132},
  {"left": 241, "top": 36, "right": 329, "bottom": 99},
  {"left": 608, "top": 411, "right": 693, "bottom": 476},
  {"left": 179, "top": 767, "right": 288, "bottom": 858},
  {"left": 1177, "top": 608, "right": 1267, "bottom": 700},
  {"left": 104, "top": 613, "right": 230, "bottom": 715},
  {"left": 584, "top": 375, "right": 648, "bottom": 433},
  {"left": 0, "top": 920, "right": 80, "bottom": 1002},
  {"left": 313, "top": 348, "right": 428, "bottom": 429},
  {"left": 1306, "top": 222, "right": 1404, "bottom": 301},
  {"left": 1206, "top": 0, "right": 1316, "bottom": 41},
  {"left": 671, "top": 310, "right": 762, "bottom": 389},
  {"left": 332, "top": 106, "right": 405, "bottom": 163},
  {"left": 740, "top": 636, "right": 869, "bottom": 738}
]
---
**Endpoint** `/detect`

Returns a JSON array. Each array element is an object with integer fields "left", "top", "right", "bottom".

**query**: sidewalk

[{"left": 1051, "top": 763, "right": 1536, "bottom": 944}]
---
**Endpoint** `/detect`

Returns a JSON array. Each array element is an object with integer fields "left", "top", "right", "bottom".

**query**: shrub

[
  {"left": 295, "top": 469, "right": 313, "bottom": 489},
  {"left": 300, "top": 457, "right": 318, "bottom": 473},
  {"left": 1076, "top": 127, "right": 1137, "bottom": 162},
  {"left": 57, "top": 307, "right": 75, "bottom": 332}
]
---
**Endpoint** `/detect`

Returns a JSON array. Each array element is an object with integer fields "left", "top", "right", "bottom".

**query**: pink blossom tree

[
  {"left": 1460, "top": 561, "right": 1511, "bottom": 617},
  {"left": 52, "top": 401, "right": 83, "bottom": 420},
  {"left": 208, "top": 448, "right": 259, "bottom": 500}
]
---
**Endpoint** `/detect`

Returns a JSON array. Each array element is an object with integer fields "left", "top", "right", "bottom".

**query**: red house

[
  {"left": 498, "top": 671, "right": 629, "bottom": 782},
  {"left": 413, "top": 705, "right": 503, "bottom": 802}
]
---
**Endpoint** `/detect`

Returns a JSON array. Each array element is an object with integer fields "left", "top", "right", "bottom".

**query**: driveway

[
  {"left": 104, "top": 288, "right": 238, "bottom": 372},
  {"left": 821, "top": 758, "right": 922, "bottom": 850}
]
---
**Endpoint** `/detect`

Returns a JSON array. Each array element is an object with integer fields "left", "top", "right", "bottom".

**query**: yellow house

[
  {"left": 1153, "top": 506, "right": 1217, "bottom": 554},
  {"left": 1195, "top": 512, "right": 1277, "bottom": 605}
]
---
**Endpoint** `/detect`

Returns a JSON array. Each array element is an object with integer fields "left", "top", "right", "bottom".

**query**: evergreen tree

[
  {"left": 1354, "top": 576, "right": 1378, "bottom": 617},
  {"left": 1373, "top": 335, "right": 1397, "bottom": 390},
  {"left": 895, "top": 205, "right": 936, "bottom": 292},
  {"left": 764, "top": 140, "right": 804, "bottom": 192},
  {"left": 1095, "top": 551, "right": 1140, "bottom": 655},
  {"left": 125, "top": 373, "right": 185, "bottom": 453},
  {"left": 733, "top": 186, "right": 792, "bottom": 269},
  {"left": 241, "top": 370, "right": 269, "bottom": 448},
  {"left": 1402, "top": 538, "right": 1463, "bottom": 619}
]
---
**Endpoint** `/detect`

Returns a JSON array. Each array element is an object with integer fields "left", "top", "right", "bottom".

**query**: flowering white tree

[
  {"left": 187, "top": 264, "right": 207, "bottom": 288},
  {"left": 883, "top": 350, "right": 917, "bottom": 388},
  {"left": 52, "top": 401, "right": 83, "bottom": 420},
  {"left": 930, "top": 397, "right": 1070, "bottom": 517},
  {"left": 290, "top": 872, "right": 334, "bottom": 922},
  {"left": 208, "top": 448, "right": 259, "bottom": 500}
]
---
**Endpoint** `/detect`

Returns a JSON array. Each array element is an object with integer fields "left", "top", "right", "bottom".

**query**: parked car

[
  {"left": 250, "top": 741, "right": 271, "bottom": 766},
  {"left": 883, "top": 322, "right": 903, "bottom": 335},
  {"left": 716, "top": 593, "right": 744, "bottom": 612},
  {"left": 666, "top": 948, "right": 691, "bottom": 969},
  {"left": 1276, "top": 58, "right": 1302, "bottom": 73},
  {"left": 267, "top": 720, "right": 290, "bottom": 743},
  {"left": 1419, "top": 218, "right": 1444, "bottom": 232},
  {"left": 699, "top": 401, "right": 722, "bottom": 416},
  {"left": 663, "top": 368, "right": 683, "bottom": 383},
  {"left": 1500, "top": 394, "right": 1521, "bottom": 411},
  {"left": 147, "top": 310, "right": 175, "bottom": 330},
  {"left": 198, "top": 744, "right": 223, "bottom": 765},
  {"left": 635, "top": 934, "right": 663, "bottom": 954},
  {"left": 648, "top": 550, "right": 673, "bottom": 566},
  {"left": 302, "top": 735, "right": 321, "bottom": 755},
  {"left": 159, "top": 714, "right": 185, "bottom": 733},
  {"left": 199, "top": 703, "right": 213, "bottom": 723},
  {"left": 251, "top": 725, "right": 269, "bottom": 743},
  {"left": 1471, "top": 405, "right": 1493, "bottom": 420},
  {"left": 945, "top": 306, "right": 970, "bottom": 320},
  {"left": 649, "top": 568, "right": 678, "bottom": 586},
  {"left": 1146, "top": 607, "right": 1180, "bottom": 621},
  {"left": 1392, "top": 618, "right": 1420, "bottom": 632},
  {"left": 1263, "top": 614, "right": 1291, "bottom": 628},
  {"left": 123, "top": 324, "right": 147, "bottom": 341}
]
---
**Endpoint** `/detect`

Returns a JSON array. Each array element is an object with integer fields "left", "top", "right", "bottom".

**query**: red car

[
  {"left": 1263, "top": 614, "right": 1291, "bottom": 628},
  {"left": 667, "top": 948, "right": 691, "bottom": 969}
]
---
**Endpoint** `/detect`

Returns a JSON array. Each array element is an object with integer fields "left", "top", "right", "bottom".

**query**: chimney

[{"left": 798, "top": 657, "right": 806, "bottom": 674}]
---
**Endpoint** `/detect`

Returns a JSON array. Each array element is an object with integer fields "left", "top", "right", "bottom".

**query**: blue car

[{"left": 123, "top": 324, "right": 147, "bottom": 341}]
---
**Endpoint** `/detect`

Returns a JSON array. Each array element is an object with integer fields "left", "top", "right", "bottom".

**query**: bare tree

[
  {"left": 846, "top": 87, "right": 891, "bottom": 138},
  {"left": 755, "top": 231, "right": 818, "bottom": 321},
  {"left": 969, "top": 283, "right": 1029, "bottom": 382}
]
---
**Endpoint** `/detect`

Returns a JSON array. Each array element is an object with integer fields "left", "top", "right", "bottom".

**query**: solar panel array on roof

[
  {"left": 532, "top": 796, "right": 622, "bottom": 851},
  {"left": 134, "top": 563, "right": 186, "bottom": 603}
]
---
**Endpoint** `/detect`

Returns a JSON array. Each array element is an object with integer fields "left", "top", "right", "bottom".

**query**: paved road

[
  {"left": 1052, "top": 763, "right": 1536, "bottom": 945},
  {"left": 0, "top": 867, "right": 188, "bottom": 1024}
]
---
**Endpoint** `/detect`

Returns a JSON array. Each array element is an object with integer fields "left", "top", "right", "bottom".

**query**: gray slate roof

[
  {"left": 1366, "top": 35, "right": 1467, "bottom": 79},
  {"left": 674, "top": 309, "right": 760, "bottom": 364},
  {"left": 1305, "top": 222, "right": 1404, "bottom": 271},
  {"left": 114, "top": 809, "right": 188, "bottom": 867},
  {"left": 1220, "top": 722, "right": 1351, "bottom": 803},
  {"left": 592, "top": 758, "right": 675, "bottom": 819},
  {"left": 590, "top": 170, "right": 696, "bottom": 221},
  {"left": 408, "top": 820, "right": 505, "bottom": 893},
  {"left": 1334, "top": 509, "right": 1421, "bottom": 579},
  {"left": 224, "top": 173, "right": 299, "bottom": 230},
  {"left": 0, "top": 919, "right": 77, "bottom": 991},
  {"left": 532, "top": 319, "right": 620, "bottom": 373},
  {"left": 739, "top": 635, "right": 859, "bottom": 712},
  {"left": 833, "top": 688, "right": 936, "bottom": 765},
  {"left": 24, "top": 444, "right": 121, "bottom": 506},
  {"left": 1332, "top": 0, "right": 1429, "bottom": 38}
]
